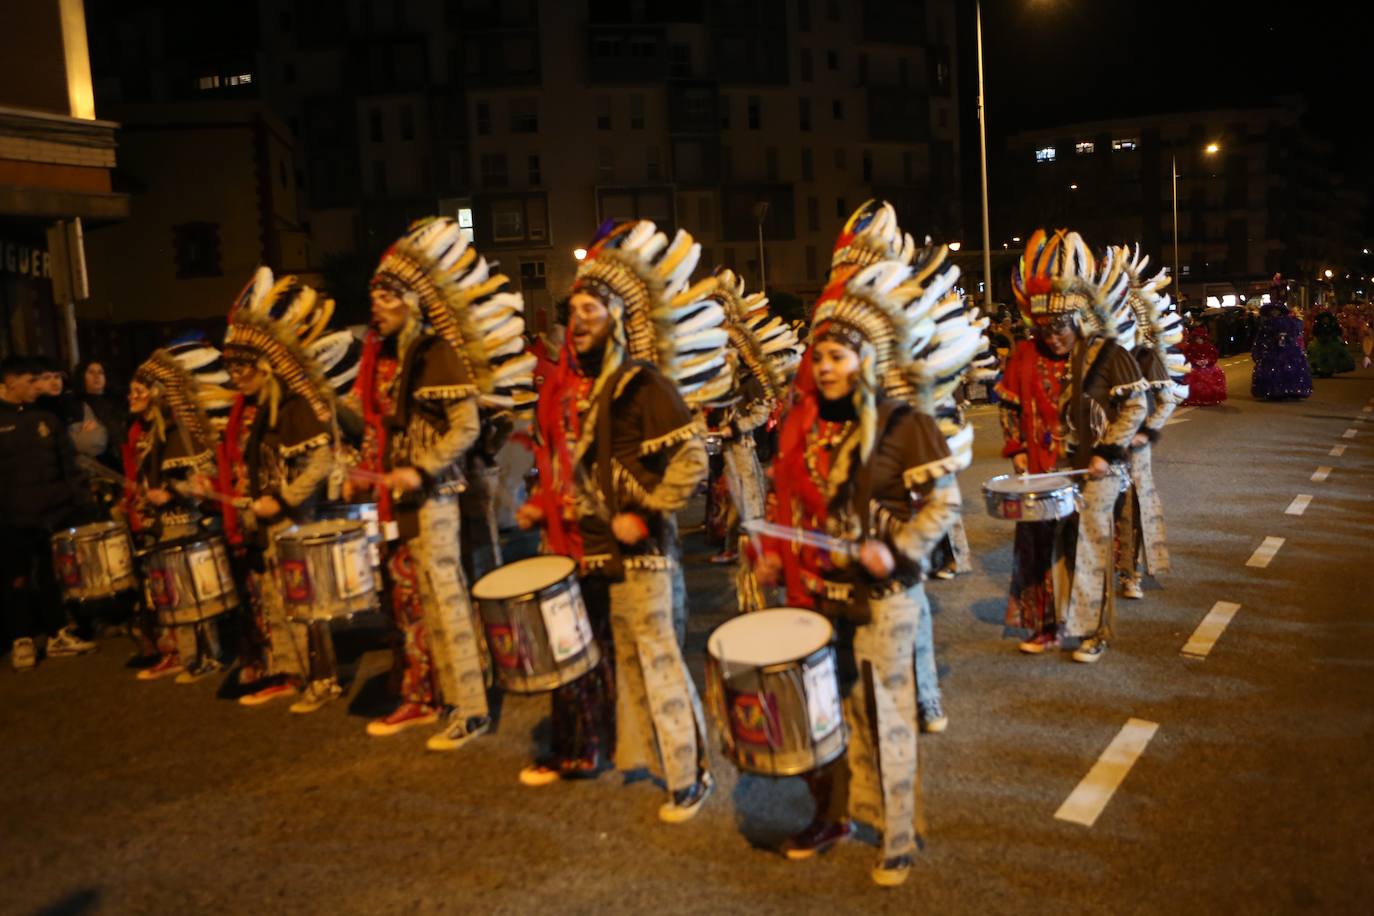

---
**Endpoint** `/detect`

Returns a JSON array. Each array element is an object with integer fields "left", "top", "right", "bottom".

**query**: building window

[
  {"left": 834, "top": 147, "right": 846, "bottom": 169},
  {"left": 227, "top": 73, "right": 253, "bottom": 86},
  {"left": 669, "top": 43, "right": 690, "bottom": 78},
  {"left": 862, "top": 149, "right": 872, "bottom": 182},
  {"left": 172, "top": 223, "right": 222, "bottom": 278},
  {"left": 766, "top": 146, "right": 779, "bottom": 181},
  {"left": 799, "top": 97, "right": 812, "bottom": 132},
  {"left": 630, "top": 94, "right": 646, "bottom": 130},
  {"left": 903, "top": 150, "right": 914, "bottom": 183},
  {"left": 528, "top": 154, "right": 542, "bottom": 185},
  {"left": 807, "top": 196, "right": 819, "bottom": 231},
  {"left": 510, "top": 98, "right": 537, "bottom": 133},
  {"left": 1076, "top": 140, "right": 1095, "bottom": 155},
  {"left": 492, "top": 199, "right": 524, "bottom": 242},
  {"left": 800, "top": 48, "right": 813, "bottom": 82},
  {"left": 373, "top": 160, "right": 387, "bottom": 194},
  {"left": 480, "top": 153, "right": 508, "bottom": 187},
  {"left": 598, "top": 147, "right": 613, "bottom": 182},
  {"left": 519, "top": 259, "right": 546, "bottom": 290},
  {"left": 699, "top": 195, "right": 713, "bottom": 232},
  {"left": 596, "top": 96, "right": 612, "bottom": 130},
  {"left": 1034, "top": 146, "right": 1056, "bottom": 163},
  {"left": 647, "top": 146, "right": 661, "bottom": 181},
  {"left": 832, "top": 99, "right": 843, "bottom": 120},
  {"left": 806, "top": 244, "right": 818, "bottom": 280},
  {"left": 1112, "top": 138, "right": 1139, "bottom": 151},
  {"left": 797, "top": 0, "right": 810, "bottom": 31},
  {"left": 801, "top": 146, "right": 814, "bottom": 180},
  {"left": 835, "top": 196, "right": 846, "bottom": 219},
  {"left": 401, "top": 104, "right": 415, "bottom": 141},
  {"left": 369, "top": 109, "right": 384, "bottom": 143},
  {"left": 476, "top": 101, "right": 491, "bottom": 135},
  {"left": 826, "top": 49, "right": 838, "bottom": 70},
  {"left": 747, "top": 95, "right": 761, "bottom": 130}
]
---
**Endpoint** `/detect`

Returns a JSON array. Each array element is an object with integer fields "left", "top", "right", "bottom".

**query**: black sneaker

[
  {"left": 658, "top": 771, "right": 714, "bottom": 823},
  {"left": 782, "top": 819, "right": 852, "bottom": 860},
  {"left": 1072, "top": 637, "right": 1108, "bottom": 664},
  {"left": 872, "top": 854, "right": 913, "bottom": 887}
]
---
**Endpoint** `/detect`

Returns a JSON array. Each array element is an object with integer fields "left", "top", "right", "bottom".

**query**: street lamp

[
  {"left": 1324, "top": 268, "right": 1334, "bottom": 279},
  {"left": 752, "top": 201, "right": 770, "bottom": 291},
  {"left": 975, "top": 1, "right": 993, "bottom": 308},
  {"left": 948, "top": 241, "right": 962, "bottom": 252},
  {"left": 573, "top": 247, "right": 587, "bottom": 261},
  {"left": 1172, "top": 142, "right": 1221, "bottom": 294}
]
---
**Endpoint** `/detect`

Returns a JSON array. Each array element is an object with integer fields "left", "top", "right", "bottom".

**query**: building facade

[{"left": 1001, "top": 99, "right": 1366, "bottom": 308}]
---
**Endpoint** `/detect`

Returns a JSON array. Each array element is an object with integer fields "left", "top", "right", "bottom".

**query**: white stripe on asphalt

[
  {"left": 1246, "top": 537, "right": 1285, "bottom": 568},
  {"left": 1331, "top": 445, "right": 1347, "bottom": 457},
  {"left": 1311, "top": 466, "right": 1332, "bottom": 483},
  {"left": 1285, "top": 495, "right": 1313, "bottom": 516},
  {"left": 1182, "top": 601, "right": 1243, "bottom": 659},
  {"left": 1055, "top": 719, "right": 1160, "bottom": 828},
  {"left": 1344, "top": 429, "right": 1358, "bottom": 439}
]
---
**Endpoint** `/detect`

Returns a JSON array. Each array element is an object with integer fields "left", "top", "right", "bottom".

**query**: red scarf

[
  {"left": 356, "top": 330, "right": 395, "bottom": 522},
  {"left": 217, "top": 394, "right": 251, "bottom": 545},
  {"left": 121, "top": 420, "right": 145, "bottom": 533},
  {"left": 765, "top": 349, "right": 831, "bottom": 607},
  {"left": 521, "top": 328, "right": 590, "bottom": 560},
  {"left": 1005, "top": 339, "right": 1066, "bottom": 475}
]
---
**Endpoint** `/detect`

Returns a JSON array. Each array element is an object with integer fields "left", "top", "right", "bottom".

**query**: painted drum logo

[
  {"left": 149, "top": 569, "right": 177, "bottom": 609},
  {"left": 56, "top": 552, "right": 81, "bottom": 587},
  {"left": 1004, "top": 498, "right": 1022, "bottom": 520},
  {"left": 281, "top": 559, "right": 312, "bottom": 603},
  {"left": 486, "top": 623, "right": 522, "bottom": 670},
  {"left": 729, "top": 692, "right": 782, "bottom": 748}
]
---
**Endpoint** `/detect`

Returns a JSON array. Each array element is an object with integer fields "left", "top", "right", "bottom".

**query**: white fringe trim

[
  {"left": 638, "top": 418, "right": 704, "bottom": 456},
  {"left": 902, "top": 455, "right": 962, "bottom": 488}
]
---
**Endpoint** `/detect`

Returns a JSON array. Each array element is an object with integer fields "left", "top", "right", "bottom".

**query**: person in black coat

[{"left": 74, "top": 358, "right": 129, "bottom": 470}]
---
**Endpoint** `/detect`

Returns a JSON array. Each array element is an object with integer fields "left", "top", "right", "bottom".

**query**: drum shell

[
  {"left": 473, "top": 561, "right": 601, "bottom": 694},
  {"left": 51, "top": 522, "right": 137, "bottom": 602},
  {"left": 706, "top": 643, "right": 848, "bottom": 778},
  {"left": 981, "top": 475, "right": 1078, "bottom": 522},
  {"left": 316, "top": 502, "right": 384, "bottom": 576},
  {"left": 274, "top": 522, "right": 379, "bottom": 622},
  {"left": 140, "top": 535, "right": 240, "bottom": 623}
]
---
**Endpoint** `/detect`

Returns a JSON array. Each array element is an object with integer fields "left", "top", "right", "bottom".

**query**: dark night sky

[{"left": 958, "top": 0, "right": 1374, "bottom": 230}]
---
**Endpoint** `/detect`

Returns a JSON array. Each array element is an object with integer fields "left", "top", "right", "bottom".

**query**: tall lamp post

[
  {"left": 1173, "top": 142, "right": 1220, "bottom": 299},
  {"left": 975, "top": 1, "right": 993, "bottom": 307}
]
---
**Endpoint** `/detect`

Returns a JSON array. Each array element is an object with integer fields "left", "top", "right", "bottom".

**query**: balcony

[{"left": 588, "top": 27, "right": 668, "bottom": 83}]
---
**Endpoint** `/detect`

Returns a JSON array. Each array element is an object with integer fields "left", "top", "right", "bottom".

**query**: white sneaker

[
  {"left": 1120, "top": 577, "right": 1144, "bottom": 600},
  {"left": 289, "top": 680, "right": 342, "bottom": 715},
  {"left": 11, "top": 638, "right": 37, "bottom": 671},
  {"left": 46, "top": 625, "right": 97, "bottom": 657},
  {"left": 426, "top": 713, "right": 491, "bottom": 752}
]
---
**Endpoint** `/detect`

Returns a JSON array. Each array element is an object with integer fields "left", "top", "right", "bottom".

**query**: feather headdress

[
  {"left": 1116, "top": 244, "right": 1191, "bottom": 397},
  {"left": 574, "top": 219, "right": 731, "bottom": 407},
  {"left": 830, "top": 199, "right": 916, "bottom": 275},
  {"left": 372, "top": 218, "right": 535, "bottom": 412},
  {"left": 134, "top": 339, "right": 235, "bottom": 450},
  {"left": 1012, "top": 229, "right": 1113, "bottom": 336},
  {"left": 705, "top": 269, "right": 802, "bottom": 403}
]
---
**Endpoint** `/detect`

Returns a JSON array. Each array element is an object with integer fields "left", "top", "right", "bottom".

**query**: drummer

[
  {"left": 124, "top": 342, "right": 233, "bottom": 683},
  {"left": 754, "top": 242, "right": 974, "bottom": 887},
  {"left": 350, "top": 218, "right": 533, "bottom": 751},
  {"left": 998, "top": 231, "right": 1147, "bottom": 663},
  {"left": 219, "top": 270, "right": 353, "bottom": 713},
  {"left": 516, "top": 220, "right": 717, "bottom": 821}
]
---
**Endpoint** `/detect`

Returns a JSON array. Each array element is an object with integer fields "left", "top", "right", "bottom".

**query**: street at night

[{"left": 4, "top": 358, "right": 1371, "bottom": 915}]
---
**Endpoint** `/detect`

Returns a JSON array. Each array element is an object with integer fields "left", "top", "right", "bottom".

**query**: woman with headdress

[
  {"left": 1113, "top": 246, "right": 1188, "bottom": 599},
  {"left": 1250, "top": 276, "right": 1313, "bottom": 400},
  {"left": 997, "top": 231, "right": 1148, "bottom": 661},
  {"left": 349, "top": 218, "right": 534, "bottom": 750},
  {"left": 124, "top": 340, "right": 234, "bottom": 681},
  {"left": 515, "top": 219, "right": 719, "bottom": 821},
  {"left": 752, "top": 241, "right": 975, "bottom": 886},
  {"left": 221, "top": 270, "right": 357, "bottom": 713}
]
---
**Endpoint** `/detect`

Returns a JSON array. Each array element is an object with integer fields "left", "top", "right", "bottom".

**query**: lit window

[
  {"left": 1075, "top": 141, "right": 1095, "bottom": 155},
  {"left": 457, "top": 207, "right": 473, "bottom": 229},
  {"left": 196, "top": 75, "right": 220, "bottom": 90},
  {"left": 1112, "top": 138, "right": 1139, "bottom": 151},
  {"left": 227, "top": 73, "right": 253, "bottom": 86},
  {"left": 1034, "top": 146, "right": 1056, "bottom": 163}
]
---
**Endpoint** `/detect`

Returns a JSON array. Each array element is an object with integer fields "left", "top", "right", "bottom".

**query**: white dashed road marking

[
  {"left": 1284, "top": 495, "right": 1313, "bottom": 516},
  {"left": 1330, "top": 445, "right": 1347, "bottom": 457},
  {"left": 1055, "top": 719, "right": 1160, "bottom": 828},
  {"left": 1182, "top": 601, "right": 1243, "bottom": 659},
  {"left": 1343, "top": 429, "right": 1358, "bottom": 439},
  {"left": 1246, "top": 537, "right": 1285, "bottom": 568},
  {"left": 1311, "top": 467, "right": 1332, "bottom": 483}
]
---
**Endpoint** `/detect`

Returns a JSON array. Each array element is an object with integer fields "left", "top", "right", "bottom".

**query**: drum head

[
  {"left": 985, "top": 474, "right": 1072, "bottom": 494},
  {"left": 70, "top": 521, "right": 125, "bottom": 541},
  {"left": 708, "top": 608, "right": 833, "bottom": 666},
  {"left": 472, "top": 555, "right": 577, "bottom": 600}
]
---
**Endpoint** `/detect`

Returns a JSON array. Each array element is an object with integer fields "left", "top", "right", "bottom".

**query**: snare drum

[
  {"left": 706, "top": 608, "right": 847, "bottom": 777},
  {"left": 141, "top": 534, "right": 239, "bottom": 623},
  {"left": 316, "top": 502, "right": 384, "bottom": 574},
  {"left": 470, "top": 555, "right": 600, "bottom": 693},
  {"left": 982, "top": 474, "right": 1078, "bottom": 522},
  {"left": 51, "top": 521, "right": 136, "bottom": 602},
  {"left": 274, "top": 519, "right": 380, "bottom": 623}
]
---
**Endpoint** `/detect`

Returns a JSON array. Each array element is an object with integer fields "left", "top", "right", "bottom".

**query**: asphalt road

[{"left": 3, "top": 355, "right": 1372, "bottom": 915}]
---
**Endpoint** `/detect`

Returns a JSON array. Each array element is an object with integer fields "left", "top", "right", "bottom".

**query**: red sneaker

[
  {"left": 136, "top": 654, "right": 184, "bottom": 681},
  {"left": 1017, "top": 631, "right": 1061, "bottom": 655},
  {"left": 366, "top": 703, "right": 439, "bottom": 737},
  {"left": 708, "top": 549, "right": 738, "bottom": 565},
  {"left": 238, "top": 682, "right": 295, "bottom": 707}
]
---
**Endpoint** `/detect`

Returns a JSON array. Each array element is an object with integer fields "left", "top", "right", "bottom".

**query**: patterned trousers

[
  {"left": 460, "top": 464, "right": 503, "bottom": 585},
  {"left": 1117, "top": 444, "right": 1169, "bottom": 579},
  {"left": 609, "top": 564, "right": 707, "bottom": 793},
  {"left": 1064, "top": 472, "right": 1126, "bottom": 640},
  {"left": 237, "top": 523, "right": 312, "bottom": 682},
  {"left": 722, "top": 436, "right": 769, "bottom": 612},
  {"left": 387, "top": 496, "right": 488, "bottom": 717},
  {"left": 830, "top": 587, "right": 922, "bottom": 859}
]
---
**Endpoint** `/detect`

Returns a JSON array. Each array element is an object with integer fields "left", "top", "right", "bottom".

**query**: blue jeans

[{"left": 914, "top": 586, "right": 940, "bottom": 708}]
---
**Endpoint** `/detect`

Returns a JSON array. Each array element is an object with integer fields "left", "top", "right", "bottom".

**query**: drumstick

[
  {"left": 78, "top": 456, "right": 249, "bottom": 508},
  {"left": 346, "top": 467, "right": 390, "bottom": 484},
  {"left": 1016, "top": 469, "right": 1096, "bottom": 482},
  {"left": 741, "top": 519, "right": 860, "bottom": 557}
]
